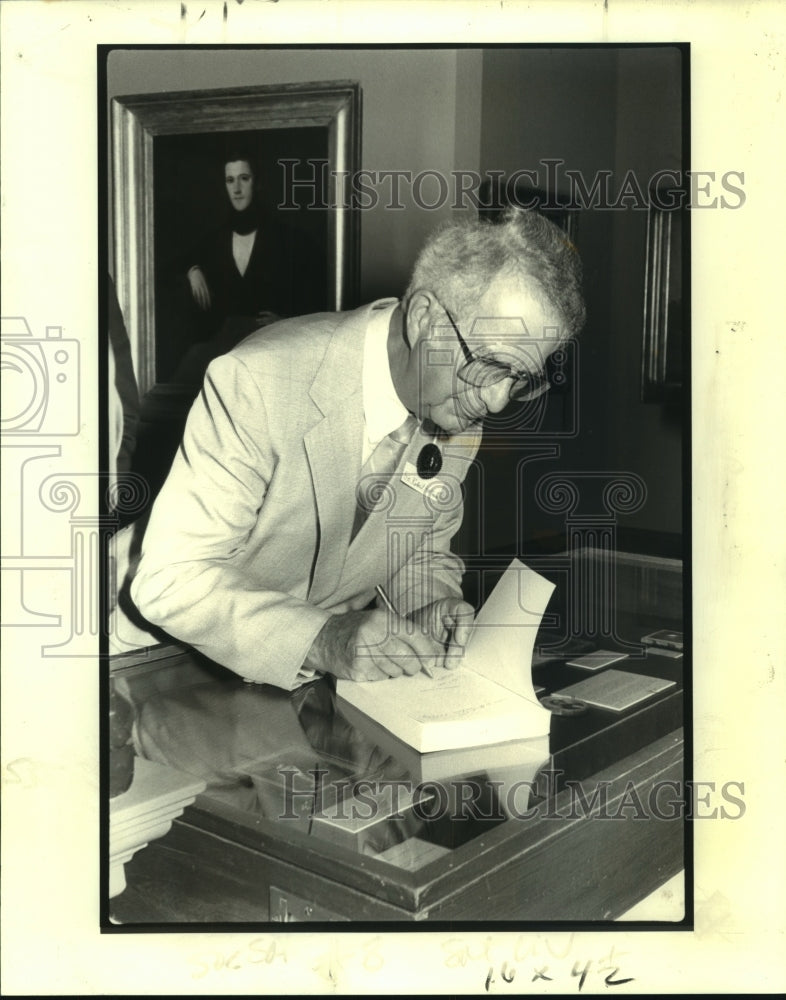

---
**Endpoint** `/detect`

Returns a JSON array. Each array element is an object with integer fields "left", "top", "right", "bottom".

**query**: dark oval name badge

[{"left": 416, "top": 444, "right": 442, "bottom": 480}]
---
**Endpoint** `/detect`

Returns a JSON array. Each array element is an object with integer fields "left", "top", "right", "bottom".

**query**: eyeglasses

[{"left": 441, "top": 307, "right": 551, "bottom": 403}]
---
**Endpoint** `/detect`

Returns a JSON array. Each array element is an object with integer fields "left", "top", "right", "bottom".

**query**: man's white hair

[{"left": 404, "top": 206, "right": 586, "bottom": 340}]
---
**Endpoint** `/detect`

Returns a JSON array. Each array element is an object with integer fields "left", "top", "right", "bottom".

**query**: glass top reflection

[{"left": 133, "top": 675, "right": 553, "bottom": 871}]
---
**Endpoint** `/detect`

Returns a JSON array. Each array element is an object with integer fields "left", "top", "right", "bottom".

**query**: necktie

[{"left": 351, "top": 414, "right": 418, "bottom": 541}]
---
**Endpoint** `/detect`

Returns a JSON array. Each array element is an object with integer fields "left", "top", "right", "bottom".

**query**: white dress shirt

[{"left": 360, "top": 300, "right": 411, "bottom": 463}]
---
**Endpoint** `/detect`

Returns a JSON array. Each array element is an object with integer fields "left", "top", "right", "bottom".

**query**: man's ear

[{"left": 404, "top": 289, "right": 439, "bottom": 347}]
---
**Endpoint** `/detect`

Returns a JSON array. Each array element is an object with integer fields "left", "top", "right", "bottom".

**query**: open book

[{"left": 335, "top": 559, "right": 555, "bottom": 753}]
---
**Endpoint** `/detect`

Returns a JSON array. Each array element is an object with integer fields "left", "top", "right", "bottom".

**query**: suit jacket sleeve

[{"left": 130, "top": 353, "right": 331, "bottom": 689}]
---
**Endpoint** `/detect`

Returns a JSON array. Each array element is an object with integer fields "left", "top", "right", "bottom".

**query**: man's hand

[
  {"left": 306, "top": 608, "right": 447, "bottom": 682},
  {"left": 409, "top": 598, "right": 475, "bottom": 669},
  {"left": 187, "top": 267, "right": 211, "bottom": 310}
]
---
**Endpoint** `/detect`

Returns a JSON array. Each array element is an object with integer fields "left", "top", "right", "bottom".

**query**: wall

[
  {"left": 476, "top": 46, "right": 683, "bottom": 553},
  {"left": 609, "top": 47, "right": 683, "bottom": 539}
]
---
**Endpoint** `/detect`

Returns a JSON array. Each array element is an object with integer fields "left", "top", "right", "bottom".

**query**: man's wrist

[
  {"left": 303, "top": 614, "right": 341, "bottom": 675},
  {"left": 304, "top": 611, "right": 364, "bottom": 678}
]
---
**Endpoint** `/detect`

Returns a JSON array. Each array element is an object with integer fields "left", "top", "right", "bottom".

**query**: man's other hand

[{"left": 409, "top": 598, "right": 475, "bottom": 669}]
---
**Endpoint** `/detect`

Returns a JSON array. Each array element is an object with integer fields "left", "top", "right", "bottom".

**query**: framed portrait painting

[{"left": 111, "top": 80, "right": 362, "bottom": 399}]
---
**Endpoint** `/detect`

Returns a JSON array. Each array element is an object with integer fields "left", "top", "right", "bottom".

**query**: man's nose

[{"left": 480, "top": 379, "right": 511, "bottom": 414}]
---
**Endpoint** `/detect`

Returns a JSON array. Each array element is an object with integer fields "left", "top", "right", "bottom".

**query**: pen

[{"left": 374, "top": 584, "right": 434, "bottom": 679}]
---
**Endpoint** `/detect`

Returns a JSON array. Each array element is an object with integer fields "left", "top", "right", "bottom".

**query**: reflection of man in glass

[
  {"left": 132, "top": 208, "right": 585, "bottom": 691},
  {"left": 174, "top": 148, "right": 324, "bottom": 385}
]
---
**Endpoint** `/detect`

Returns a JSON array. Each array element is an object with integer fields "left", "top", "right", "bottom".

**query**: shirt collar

[{"left": 362, "top": 300, "right": 410, "bottom": 447}]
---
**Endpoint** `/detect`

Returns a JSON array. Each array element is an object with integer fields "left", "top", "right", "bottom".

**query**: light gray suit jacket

[{"left": 131, "top": 302, "right": 481, "bottom": 689}]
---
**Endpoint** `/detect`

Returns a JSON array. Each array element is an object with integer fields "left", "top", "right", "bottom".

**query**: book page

[
  {"left": 341, "top": 665, "right": 512, "bottom": 724},
  {"left": 393, "top": 666, "right": 512, "bottom": 723},
  {"left": 465, "top": 559, "right": 555, "bottom": 701}
]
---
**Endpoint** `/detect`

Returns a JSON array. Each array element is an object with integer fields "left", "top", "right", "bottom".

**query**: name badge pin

[{"left": 416, "top": 443, "right": 442, "bottom": 479}]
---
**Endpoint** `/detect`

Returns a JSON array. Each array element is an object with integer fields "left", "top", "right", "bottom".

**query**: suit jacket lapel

[
  {"left": 304, "top": 306, "right": 374, "bottom": 604},
  {"left": 304, "top": 399, "right": 362, "bottom": 603}
]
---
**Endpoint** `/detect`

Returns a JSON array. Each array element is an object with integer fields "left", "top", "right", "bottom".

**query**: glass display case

[{"left": 108, "top": 549, "right": 685, "bottom": 924}]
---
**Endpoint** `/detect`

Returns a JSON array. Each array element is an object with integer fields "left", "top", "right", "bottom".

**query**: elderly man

[{"left": 130, "top": 207, "right": 585, "bottom": 690}]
